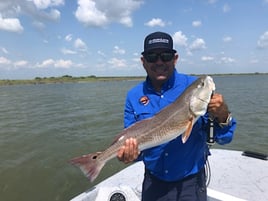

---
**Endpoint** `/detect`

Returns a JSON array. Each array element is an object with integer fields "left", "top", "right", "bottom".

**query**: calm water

[{"left": 0, "top": 75, "right": 267, "bottom": 201}]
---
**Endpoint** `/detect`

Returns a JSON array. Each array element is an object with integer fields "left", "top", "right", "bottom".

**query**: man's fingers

[
  {"left": 132, "top": 138, "right": 140, "bottom": 158},
  {"left": 128, "top": 138, "right": 135, "bottom": 158},
  {"left": 117, "top": 138, "right": 139, "bottom": 164},
  {"left": 117, "top": 146, "right": 125, "bottom": 161},
  {"left": 118, "top": 138, "right": 131, "bottom": 163},
  {"left": 124, "top": 138, "right": 135, "bottom": 163}
]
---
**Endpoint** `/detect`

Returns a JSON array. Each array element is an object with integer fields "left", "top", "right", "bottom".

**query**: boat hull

[{"left": 71, "top": 149, "right": 268, "bottom": 201}]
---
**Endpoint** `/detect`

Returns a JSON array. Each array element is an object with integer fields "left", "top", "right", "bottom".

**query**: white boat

[{"left": 70, "top": 149, "right": 268, "bottom": 201}]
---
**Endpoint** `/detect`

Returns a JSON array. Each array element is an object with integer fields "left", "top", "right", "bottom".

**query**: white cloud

[
  {"left": 32, "top": 0, "right": 64, "bottom": 9},
  {"left": 0, "top": 14, "right": 23, "bottom": 33},
  {"left": 0, "top": 56, "right": 11, "bottom": 65},
  {"left": 74, "top": 38, "right": 87, "bottom": 51},
  {"left": 223, "top": 3, "right": 231, "bottom": 13},
  {"left": 201, "top": 56, "right": 214, "bottom": 61},
  {"left": 54, "top": 59, "right": 73, "bottom": 68},
  {"left": 119, "top": 16, "right": 132, "bottom": 27},
  {"left": 173, "top": 31, "right": 188, "bottom": 47},
  {"left": 220, "top": 57, "right": 235, "bottom": 64},
  {"left": 32, "top": 21, "right": 46, "bottom": 30},
  {"left": 132, "top": 57, "right": 140, "bottom": 63},
  {"left": 75, "top": 0, "right": 143, "bottom": 27},
  {"left": 0, "top": 1, "right": 62, "bottom": 32},
  {"left": 223, "top": 36, "right": 232, "bottom": 42},
  {"left": 48, "top": 9, "right": 61, "bottom": 20},
  {"left": 0, "top": 2, "right": 21, "bottom": 17},
  {"left": 61, "top": 37, "right": 87, "bottom": 56},
  {"left": 14, "top": 60, "right": 28, "bottom": 67},
  {"left": 189, "top": 38, "right": 206, "bottom": 51},
  {"left": 37, "top": 59, "right": 55, "bottom": 68},
  {"left": 113, "top": 46, "right": 125, "bottom": 55},
  {"left": 35, "top": 8, "right": 61, "bottom": 21},
  {"left": 0, "top": 57, "right": 28, "bottom": 69},
  {"left": 173, "top": 32, "right": 206, "bottom": 55},
  {"left": 250, "top": 59, "right": 259, "bottom": 64},
  {"left": 257, "top": 31, "right": 268, "bottom": 49},
  {"left": 145, "top": 18, "right": 165, "bottom": 27},
  {"left": 65, "top": 34, "right": 73, "bottom": 42},
  {"left": 1, "top": 47, "right": 9, "bottom": 54},
  {"left": 97, "top": 50, "right": 106, "bottom": 57},
  {"left": 107, "top": 57, "right": 127, "bottom": 69},
  {"left": 61, "top": 48, "right": 77, "bottom": 55},
  {"left": 31, "top": 8, "right": 61, "bottom": 22},
  {"left": 36, "top": 58, "right": 73, "bottom": 68},
  {"left": 75, "top": 0, "right": 108, "bottom": 27},
  {"left": 192, "top": 20, "right": 202, "bottom": 27}
]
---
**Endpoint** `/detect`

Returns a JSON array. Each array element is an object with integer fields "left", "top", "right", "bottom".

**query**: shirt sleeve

[
  {"left": 202, "top": 113, "right": 236, "bottom": 145},
  {"left": 214, "top": 118, "right": 237, "bottom": 145},
  {"left": 123, "top": 94, "right": 145, "bottom": 161},
  {"left": 124, "top": 94, "right": 137, "bottom": 129}
]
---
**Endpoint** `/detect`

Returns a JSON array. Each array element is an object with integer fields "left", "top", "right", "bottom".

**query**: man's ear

[
  {"left": 174, "top": 54, "right": 179, "bottom": 65},
  {"left": 141, "top": 56, "right": 146, "bottom": 69}
]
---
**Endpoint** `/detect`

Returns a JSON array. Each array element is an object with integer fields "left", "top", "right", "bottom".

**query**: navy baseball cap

[{"left": 142, "top": 31, "right": 176, "bottom": 54}]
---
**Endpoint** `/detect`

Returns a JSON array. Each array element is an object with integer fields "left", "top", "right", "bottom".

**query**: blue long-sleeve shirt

[{"left": 124, "top": 69, "right": 236, "bottom": 182}]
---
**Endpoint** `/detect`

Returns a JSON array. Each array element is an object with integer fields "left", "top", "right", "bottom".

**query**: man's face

[{"left": 141, "top": 49, "right": 178, "bottom": 85}]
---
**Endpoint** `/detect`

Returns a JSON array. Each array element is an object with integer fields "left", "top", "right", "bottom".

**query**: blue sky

[{"left": 0, "top": 0, "right": 268, "bottom": 79}]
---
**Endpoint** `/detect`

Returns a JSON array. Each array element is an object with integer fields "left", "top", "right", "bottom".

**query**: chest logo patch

[{"left": 139, "top": 96, "right": 149, "bottom": 106}]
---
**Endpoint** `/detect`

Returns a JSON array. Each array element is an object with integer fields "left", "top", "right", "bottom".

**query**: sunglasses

[{"left": 144, "top": 52, "right": 175, "bottom": 63}]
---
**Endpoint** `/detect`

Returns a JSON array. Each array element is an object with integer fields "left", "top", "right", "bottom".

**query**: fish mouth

[{"left": 196, "top": 89, "right": 214, "bottom": 104}]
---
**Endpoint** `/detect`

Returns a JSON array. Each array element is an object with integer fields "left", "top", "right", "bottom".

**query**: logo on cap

[{"left": 148, "top": 38, "right": 169, "bottom": 45}]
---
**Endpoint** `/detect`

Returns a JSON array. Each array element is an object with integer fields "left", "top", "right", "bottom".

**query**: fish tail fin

[
  {"left": 182, "top": 117, "right": 194, "bottom": 143},
  {"left": 69, "top": 152, "right": 105, "bottom": 182}
]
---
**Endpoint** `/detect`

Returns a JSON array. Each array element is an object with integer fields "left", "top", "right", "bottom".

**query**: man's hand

[
  {"left": 208, "top": 93, "right": 230, "bottom": 123},
  {"left": 117, "top": 138, "right": 140, "bottom": 164}
]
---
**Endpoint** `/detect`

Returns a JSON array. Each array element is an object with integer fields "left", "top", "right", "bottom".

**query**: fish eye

[{"left": 197, "top": 81, "right": 205, "bottom": 88}]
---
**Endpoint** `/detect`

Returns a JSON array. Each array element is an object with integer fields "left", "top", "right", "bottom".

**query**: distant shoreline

[{"left": 0, "top": 73, "right": 267, "bottom": 86}]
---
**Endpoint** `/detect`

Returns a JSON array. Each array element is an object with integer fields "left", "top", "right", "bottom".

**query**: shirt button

[
  {"left": 165, "top": 170, "right": 168, "bottom": 174},
  {"left": 161, "top": 95, "right": 164, "bottom": 98},
  {"left": 165, "top": 152, "right": 168, "bottom": 156}
]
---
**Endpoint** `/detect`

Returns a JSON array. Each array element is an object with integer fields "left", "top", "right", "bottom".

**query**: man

[{"left": 117, "top": 31, "right": 236, "bottom": 201}]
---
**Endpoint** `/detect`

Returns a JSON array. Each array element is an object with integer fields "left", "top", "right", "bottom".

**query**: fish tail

[{"left": 69, "top": 152, "right": 105, "bottom": 182}]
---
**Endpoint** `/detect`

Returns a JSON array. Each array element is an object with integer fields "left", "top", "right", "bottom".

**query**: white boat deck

[
  {"left": 71, "top": 149, "right": 268, "bottom": 201},
  {"left": 208, "top": 149, "right": 267, "bottom": 201}
]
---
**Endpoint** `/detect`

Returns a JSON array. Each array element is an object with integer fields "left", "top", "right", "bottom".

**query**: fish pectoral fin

[{"left": 181, "top": 117, "right": 194, "bottom": 143}]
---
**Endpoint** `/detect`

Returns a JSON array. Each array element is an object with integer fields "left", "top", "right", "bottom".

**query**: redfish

[{"left": 69, "top": 76, "right": 215, "bottom": 182}]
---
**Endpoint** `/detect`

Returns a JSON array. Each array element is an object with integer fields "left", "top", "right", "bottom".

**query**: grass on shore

[
  {"left": 0, "top": 73, "right": 266, "bottom": 86},
  {"left": 0, "top": 75, "right": 145, "bottom": 86}
]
